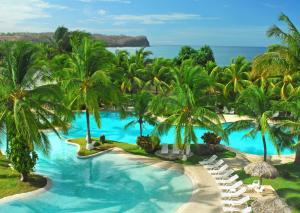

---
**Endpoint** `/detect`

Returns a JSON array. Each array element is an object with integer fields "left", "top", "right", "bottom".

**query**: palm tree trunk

[
  {"left": 295, "top": 148, "right": 300, "bottom": 164},
  {"left": 262, "top": 134, "right": 267, "bottom": 161},
  {"left": 20, "top": 172, "right": 28, "bottom": 182},
  {"left": 139, "top": 117, "right": 143, "bottom": 137},
  {"left": 295, "top": 136, "right": 300, "bottom": 164},
  {"left": 155, "top": 86, "right": 158, "bottom": 95},
  {"left": 86, "top": 109, "right": 92, "bottom": 144}
]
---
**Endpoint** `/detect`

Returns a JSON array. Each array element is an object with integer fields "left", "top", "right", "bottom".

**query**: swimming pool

[
  {"left": 68, "top": 112, "right": 294, "bottom": 156},
  {"left": 0, "top": 132, "right": 193, "bottom": 212}
]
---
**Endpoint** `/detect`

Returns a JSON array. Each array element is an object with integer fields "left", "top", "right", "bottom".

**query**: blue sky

[{"left": 0, "top": 0, "right": 299, "bottom": 46}]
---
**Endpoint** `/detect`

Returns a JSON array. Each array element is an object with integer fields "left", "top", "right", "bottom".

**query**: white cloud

[
  {"left": 98, "top": 9, "right": 107, "bottom": 16},
  {"left": 79, "top": 0, "right": 131, "bottom": 4},
  {"left": 0, "top": 0, "right": 69, "bottom": 32},
  {"left": 261, "top": 3, "right": 281, "bottom": 9},
  {"left": 92, "top": 13, "right": 218, "bottom": 25}
]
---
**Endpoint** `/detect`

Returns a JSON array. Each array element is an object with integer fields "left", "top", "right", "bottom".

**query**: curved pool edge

[
  {"left": 0, "top": 176, "right": 52, "bottom": 205},
  {"left": 65, "top": 139, "right": 223, "bottom": 213},
  {"left": 222, "top": 144, "right": 295, "bottom": 166}
]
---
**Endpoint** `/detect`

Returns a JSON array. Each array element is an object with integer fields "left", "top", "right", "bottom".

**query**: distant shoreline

[{"left": 0, "top": 33, "right": 150, "bottom": 48}]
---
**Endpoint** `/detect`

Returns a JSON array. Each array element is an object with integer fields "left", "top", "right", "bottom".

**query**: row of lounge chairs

[{"left": 200, "top": 155, "right": 252, "bottom": 213}]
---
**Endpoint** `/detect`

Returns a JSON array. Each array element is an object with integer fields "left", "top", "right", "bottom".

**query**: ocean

[{"left": 107, "top": 45, "right": 266, "bottom": 66}]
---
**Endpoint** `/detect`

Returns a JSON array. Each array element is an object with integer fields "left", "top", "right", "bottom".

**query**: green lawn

[
  {"left": 68, "top": 138, "right": 236, "bottom": 165},
  {"left": 0, "top": 152, "right": 47, "bottom": 199},
  {"left": 236, "top": 163, "right": 300, "bottom": 213}
]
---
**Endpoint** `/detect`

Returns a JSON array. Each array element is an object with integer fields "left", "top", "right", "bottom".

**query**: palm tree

[
  {"left": 151, "top": 61, "right": 226, "bottom": 153},
  {"left": 226, "top": 85, "right": 292, "bottom": 161},
  {"left": 145, "top": 58, "right": 172, "bottom": 94},
  {"left": 252, "top": 14, "right": 300, "bottom": 100},
  {"left": 115, "top": 48, "right": 152, "bottom": 95},
  {"left": 277, "top": 93, "right": 300, "bottom": 164},
  {"left": 221, "top": 56, "right": 252, "bottom": 97},
  {"left": 62, "top": 36, "right": 117, "bottom": 149},
  {"left": 122, "top": 91, "right": 157, "bottom": 137},
  {"left": 0, "top": 41, "right": 70, "bottom": 181}
]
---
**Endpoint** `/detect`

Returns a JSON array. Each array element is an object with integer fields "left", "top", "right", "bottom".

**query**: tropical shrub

[
  {"left": 201, "top": 132, "right": 222, "bottom": 145},
  {"left": 136, "top": 135, "right": 160, "bottom": 154},
  {"left": 8, "top": 137, "right": 38, "bottom": 182},
  {"left": 100, "top": 135, "right": 106, "bottom": 143}
]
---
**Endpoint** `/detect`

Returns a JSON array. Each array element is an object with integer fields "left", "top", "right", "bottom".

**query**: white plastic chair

[
  {"left": 185, "top": 144, "right": 191, "bottom": 155},
  {"left": 254, "top": 185, "right": 265, "bottom": 193},
  {"left": 221, "top": 187, "right": 247, "bottom": 198},
  {"left": 213, "top": 169, "right": 235, "bottom": 180},
  {"left": 247, "top": 180, "right": 260, "bottom": 189},
  {"left": 204, "top": 159, "right": 224, "bottom": 170},
  {"left": 223, "top": 206, "right": 251, "bottom": 213},
  {"left": 199, "top": 155, "right": 218, "bottom": 165},
  {"left": 161, "top": 144, "right": 169, "bottom": 154},
  {"left": 209, "top": 164, "right": 229, "bottom": 175},
  {"left": 172, "top": 144, "right": 180, "bottom": 154},
  {"left": 222, "top": 196, "right": 250, "bottom": 206},
  {"left": 216, "top": 174, "right": 239, "bottom": 185},
  {"left": 220, "top": 180, "right": 243, "bottom": 191}
]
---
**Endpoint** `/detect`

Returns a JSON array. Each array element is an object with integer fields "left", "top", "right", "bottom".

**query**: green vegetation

[
  {"left": 226, "top": 85, "right": 293, "bottom": 161},
  {"left": 68, "top": 138, "right": 236, "bottom": 165},
  {"left": 0, "top": 14, "right": 300, "bottom": 211},
  {"left": 236, "top": 163, "right": 300, "bottom": 213},
  {"left": 0, "top": 153, "right": 47, "bottom": 199},
  {"left": 0, "top": 41, "right": 70, "bottom": 181}
]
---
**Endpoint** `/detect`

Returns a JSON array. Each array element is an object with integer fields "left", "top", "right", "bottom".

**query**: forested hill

[{"left": 0, "top": 33, "right": 150, "bottom": 47}]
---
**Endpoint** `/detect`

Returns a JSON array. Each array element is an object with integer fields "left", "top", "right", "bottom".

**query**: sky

[{"left": 0, "top": 0, "right": 299, "bottom": 46}]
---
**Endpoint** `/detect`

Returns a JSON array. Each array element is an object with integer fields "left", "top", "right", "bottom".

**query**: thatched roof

[
  {"left": 245, "top": 161, "right": 279, "bottom": 178},
  {"left": 251, "top": 196, "right": 291, "bottom": 213}
]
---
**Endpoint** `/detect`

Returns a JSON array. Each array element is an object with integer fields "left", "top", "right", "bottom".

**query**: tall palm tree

[
  {"left": 145, "top": 58, "right": 172, "bottom": 94},
  {"left": 122, "top": 91, "right": 157, "bottom": 137},
  {"left": 252, "top": 14, "right": 300, "bottom": 100},
  {"left": 62, "top": 36, "right": 117, "bottom": 149},
  {"left": 277, "top": 93, "right": 300, "bottom": 164},
  {"left": 226, "top": 85, "right": 292, "bottom": 161},
  {"left": 151, "top": 61, "right": 226, "bottom": 152},
  {"left": 0, "top": 41, "right": 70, "bottom": 181},
  {"left": 221, "top": 56, "right": 252, "bottom": 97}
]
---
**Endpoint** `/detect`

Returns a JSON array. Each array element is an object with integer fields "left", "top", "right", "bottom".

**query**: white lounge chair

[
  {"left": 220, "top": 180, "right": 243, "bottom": 191},
  {"left": 221, "top": 187, "right": 247, "bottom": 198},
  {"left": 247, "top": 180, "right": 260, "bottom": 189},
  {"left": 204, "top": 159, "right": 224, "bottom": 170},
  {"left": 172, "top": 144, "right": 180, "bottom": 154},
  {"left": 213, "top": 169, "right": 235, "bottom": 180},
  {"left": 185, "top": 144, "right": 191, "bottom": 155},
  {"left": 216, "top": 174, "right": 239, "bottom": 185},
  {"left": 160, "top": 144, "right": 169, "bottom": 154},
  {"left": 223, "top": 196, "right": 250, "bottom": 206},
  {"left": 254, "top": 185, "right": 265, "bottom": 193},
  {"left": 223, "top": 206, "right": 251, "bottom": 213},
  {"left": 209, "top": 164, "right": 229, "bottom": 175},
  {"left": 199, "top": 155, "right": 218, "bottom": 165}
]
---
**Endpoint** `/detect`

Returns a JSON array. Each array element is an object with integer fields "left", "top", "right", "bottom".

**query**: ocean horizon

[{"left": 108, "top": 45, "right": 266, "bottom": 66}]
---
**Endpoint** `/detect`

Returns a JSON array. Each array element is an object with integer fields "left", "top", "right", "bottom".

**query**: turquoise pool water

[
  {"left": 0, "top": 132, "right": 193, "bottom": 212},
  {"left": 68, "top": 112, "right": 294, "bottom": 156}
]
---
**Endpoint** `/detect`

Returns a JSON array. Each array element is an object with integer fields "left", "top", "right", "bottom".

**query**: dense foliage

[{"left": 0, "top": 13, "right": 300, "bottom": 181}]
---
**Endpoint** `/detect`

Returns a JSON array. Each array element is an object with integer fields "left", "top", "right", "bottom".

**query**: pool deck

[{"left": 110, "top": 148, "right": 223, "bottom": 213}]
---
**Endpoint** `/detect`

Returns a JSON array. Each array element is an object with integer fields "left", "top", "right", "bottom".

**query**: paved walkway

[{"left": 112, "top": 148, "right": 223, "bottom": 213}]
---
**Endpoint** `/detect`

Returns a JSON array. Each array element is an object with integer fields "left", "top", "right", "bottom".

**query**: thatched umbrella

[
  {"left": 251, "top": 196, "right": 291, "bottom": 213},
  {"left": 244, "top": 161, "right": 279, "bottom": 185}
]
